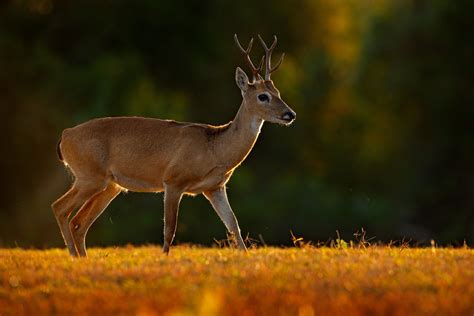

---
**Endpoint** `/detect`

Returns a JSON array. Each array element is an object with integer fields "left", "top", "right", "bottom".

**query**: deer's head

[{"left": 234, "top": 34, "right": 296, "bottom": 126}]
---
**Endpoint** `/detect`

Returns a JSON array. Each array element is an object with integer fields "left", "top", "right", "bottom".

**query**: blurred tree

[
  {"left": 355, "top": 0, "right": 474, "bottom": 243},
  {"left": 0, "top": 0, "right": 472, "bottom": 247}
]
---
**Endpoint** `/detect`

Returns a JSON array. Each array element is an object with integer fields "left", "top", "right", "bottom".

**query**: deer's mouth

[
  {"left": 283, "top": 119, "right": 295, "bottom": 126},
  {"left": 274, "top": 117, "right": 295, "bottom": 126},
  {"left": 280, "top": 112, "right": 296, "bottom": 125}
]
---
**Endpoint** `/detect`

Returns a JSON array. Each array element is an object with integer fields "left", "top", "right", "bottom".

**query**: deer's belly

[
  {"left": 184, "top": 167, "right": 233, "bottom": 194},
  {"left": 111, "top": 169, "right": 164, "bottom": 193}
]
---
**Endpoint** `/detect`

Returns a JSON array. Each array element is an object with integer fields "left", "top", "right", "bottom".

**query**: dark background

[{"left": 1, "top": 0, "right": 473, "bottom": 248}]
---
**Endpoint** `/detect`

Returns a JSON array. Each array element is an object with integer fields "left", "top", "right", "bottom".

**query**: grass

[{"left": 0, "top": 245, "right": 473, "bottom": 315}]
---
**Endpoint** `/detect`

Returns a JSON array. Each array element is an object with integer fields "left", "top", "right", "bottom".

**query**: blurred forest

[{"left": 0, "top": 0, "right": 473, "bottom": 247}]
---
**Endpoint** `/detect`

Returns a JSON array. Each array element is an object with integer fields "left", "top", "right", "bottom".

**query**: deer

[{"left": 51, "top": 34, "right": 296, "bottom": 257}]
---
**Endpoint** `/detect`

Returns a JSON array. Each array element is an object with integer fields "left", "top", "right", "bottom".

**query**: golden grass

[{"left": 0, "top": 246, "right": 473, "bottom": 315}]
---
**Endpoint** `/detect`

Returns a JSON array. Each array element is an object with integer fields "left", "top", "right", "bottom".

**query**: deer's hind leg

[
  {"left": 69, "top": 182, "right": 122, "bottom": 257},
  {"left": 162, "top": 185, "right": 183, "bottom": 254},
  {"left": 51, "top": 178, "right": 108, "bottom": 257}
]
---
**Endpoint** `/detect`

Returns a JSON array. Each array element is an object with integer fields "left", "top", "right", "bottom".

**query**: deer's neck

[{"left": 216, "top": 101, "right": 264, "bottom": 170}]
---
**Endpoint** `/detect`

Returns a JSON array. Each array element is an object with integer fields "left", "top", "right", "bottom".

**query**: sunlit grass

[{"left": 0, "top": 245, "right": 473, "bottom": 315}]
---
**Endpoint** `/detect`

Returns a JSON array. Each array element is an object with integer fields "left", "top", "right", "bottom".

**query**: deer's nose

[{"left": 282, "top": 111, "right": 296, "bottom": 122}]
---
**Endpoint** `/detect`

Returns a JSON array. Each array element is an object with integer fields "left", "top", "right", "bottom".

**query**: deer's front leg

[
  {"left": 204, "top": 187, "right": 247, "bottom": 251},
  {"left": 163, "top": 185, "right": 183, "bottom": 254}
]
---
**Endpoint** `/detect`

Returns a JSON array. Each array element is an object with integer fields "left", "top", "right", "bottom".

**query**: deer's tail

[{"left": 56, "top": 137, "right": 64, "bottom": 162}]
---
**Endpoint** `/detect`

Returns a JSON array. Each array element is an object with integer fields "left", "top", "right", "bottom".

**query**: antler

[
  {"left": 257, "top": 34, "right": 285, "bottom": 81},
  {"left": 234, "top": 34, "right": 264, "bottom": 82}
]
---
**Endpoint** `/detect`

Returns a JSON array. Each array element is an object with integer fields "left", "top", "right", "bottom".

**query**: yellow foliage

[{"left": 0, "top": 246, "right": 473, "bottom": 315}]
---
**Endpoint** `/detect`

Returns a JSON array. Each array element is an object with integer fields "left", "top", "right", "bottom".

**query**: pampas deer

[{"left": 52, "top": 34, "right": 296, "bottom": 257}]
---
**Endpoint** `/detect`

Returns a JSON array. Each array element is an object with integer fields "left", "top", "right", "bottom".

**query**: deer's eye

[{"left": 258, "top": 93, "right": 270, "bottom": 102}]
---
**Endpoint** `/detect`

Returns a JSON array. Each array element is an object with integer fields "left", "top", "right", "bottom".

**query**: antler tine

[
  {"left": 257, "top": 34, "right": 284, "bottom": 80},
  {"left": 271, "top": 52, "right": 285, "bottom": 73},
  {"left": 234, "top": 34, "right": 262, "bottom": 82},
  {"left": 256, "top": 55, "right": 265, "bottom": 75}
]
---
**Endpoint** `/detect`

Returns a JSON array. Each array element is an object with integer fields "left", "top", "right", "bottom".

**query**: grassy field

[{"left": 0, "top": 245, "right": 473, "bottom": 315}]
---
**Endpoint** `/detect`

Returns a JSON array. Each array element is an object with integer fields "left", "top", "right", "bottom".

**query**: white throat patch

[{"left": 250, "top": 117, "right": 264, "bottom": 135}]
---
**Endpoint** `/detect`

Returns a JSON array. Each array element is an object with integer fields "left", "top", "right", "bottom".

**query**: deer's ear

[{"left": 235, "top": 67, "right": 249, "bottom": 92}]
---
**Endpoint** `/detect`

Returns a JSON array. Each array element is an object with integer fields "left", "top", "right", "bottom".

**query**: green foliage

[{"left": 0, "top": 0, "right": 472, "bottom": 247}]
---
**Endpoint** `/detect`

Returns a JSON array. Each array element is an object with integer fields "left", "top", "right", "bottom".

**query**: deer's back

[{"left": 59, "top": 117, "right": 228, "bottom": 192}]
